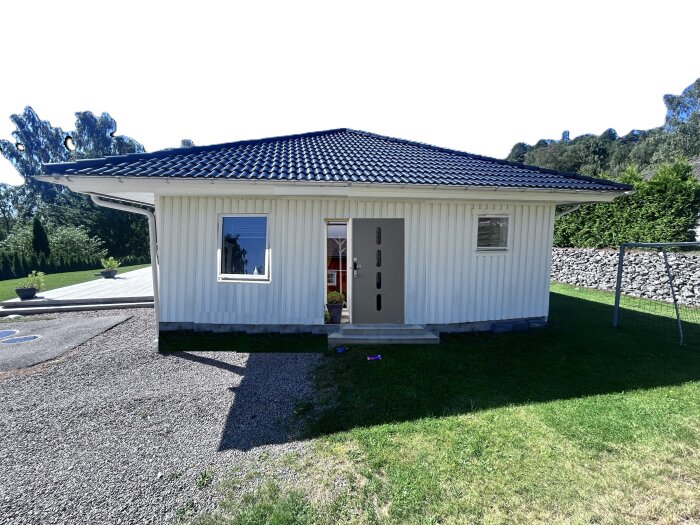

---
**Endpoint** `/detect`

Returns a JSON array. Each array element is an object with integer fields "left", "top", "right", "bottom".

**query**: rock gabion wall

[{"left": 551, "top": 248, "right": 700, "bottom": 307}]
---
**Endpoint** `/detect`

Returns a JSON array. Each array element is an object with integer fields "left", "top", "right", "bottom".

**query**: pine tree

[
  {"left": 10, "top": 252, "right": 20, "bottom": 279},
  {"left": 37, "top": 253, "right": 47, "bottom": 273},
  {"left": 0, "top": 253, "right": 9, "bottom": 280},
  {"left": 25, "top": 253, "right": 37, "bottom": 274},
  {"left": 32, "top": 217, "right": 51, "bottom": 257}
]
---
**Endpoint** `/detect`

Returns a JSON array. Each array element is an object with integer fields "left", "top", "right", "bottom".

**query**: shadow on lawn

[
  {"left": 304, "top": 290, "right": 700, "bottom": 436},
  {"left": 160, "top": 291, "right": 700, "bottom": 447}
]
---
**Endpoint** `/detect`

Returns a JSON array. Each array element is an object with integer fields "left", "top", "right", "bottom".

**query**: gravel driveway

[{"left": 0, "top": 309, "right": 321, "bottom": 524}]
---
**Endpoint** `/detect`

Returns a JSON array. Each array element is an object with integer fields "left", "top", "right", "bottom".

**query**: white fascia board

[{"left": 35, "top": 175, "right": 628, "bottom": 204}]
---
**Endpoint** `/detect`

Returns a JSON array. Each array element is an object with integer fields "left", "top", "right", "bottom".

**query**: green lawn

[
  {"left": 0, "top": 264, "right": 150, "bottom": 301},
  {"left": 193, "top": 283, "right": 700, "bottom": 525}
]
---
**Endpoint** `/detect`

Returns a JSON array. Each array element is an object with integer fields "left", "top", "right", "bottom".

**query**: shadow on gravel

[
  {"left": 169, "top": 351, "right": 246, "bottom": 375},
  {"left": 166, "top": 351, "right": 320, "bottom": 451}
]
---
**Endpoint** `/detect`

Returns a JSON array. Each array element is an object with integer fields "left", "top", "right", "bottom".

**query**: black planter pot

[
  {"left": 101, "top": 269, "right": 118, "bottom": 279},
  {"left": 326, "top": 303, "right": 343, "bottom": 324},
  {"left": 15, "top": 287, "right": 37, "bottom": 300}
]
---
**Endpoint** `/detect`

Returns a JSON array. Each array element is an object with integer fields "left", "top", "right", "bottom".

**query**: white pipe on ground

[{"left": 89, "top": 194, "right": 160, "bottom": 330}]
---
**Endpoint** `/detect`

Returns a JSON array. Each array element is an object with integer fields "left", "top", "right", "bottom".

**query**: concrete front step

[
  {"left": 328, "top": 324, "right": 439, "bottom": 347},
  {"left": 338, "top": 324, "right": 429, "bottom": 336},
  {"left": 0, "top": 301, "right": 153, "bottom": 316}
]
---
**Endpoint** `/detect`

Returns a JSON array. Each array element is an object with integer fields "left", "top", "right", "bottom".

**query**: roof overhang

[{"left": 35, "top": 174, "right": 631, "bottom": 205}]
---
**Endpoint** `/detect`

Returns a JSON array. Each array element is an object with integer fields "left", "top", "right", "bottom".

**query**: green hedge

[
  {"left": 0, "top": 253, "right": 150, "bottom": 281},
  {"left": 555, "top": 160, "right": 700, "bottom": 248}
]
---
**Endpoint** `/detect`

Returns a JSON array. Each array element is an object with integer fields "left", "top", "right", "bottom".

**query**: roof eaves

[{"left": 36, "top": 173, "right": 630, "bottom": 194}]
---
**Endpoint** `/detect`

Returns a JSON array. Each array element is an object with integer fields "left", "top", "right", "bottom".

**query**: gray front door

[{"left": 351, "top": 219, "right": 404, "bottom": 324}]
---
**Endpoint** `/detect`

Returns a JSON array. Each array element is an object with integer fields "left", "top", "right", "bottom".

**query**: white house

[{"left": 39, "top": 129, "right": 630, "bottom": 342}]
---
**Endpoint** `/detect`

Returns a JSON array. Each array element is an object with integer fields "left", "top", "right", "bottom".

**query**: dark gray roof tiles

[{"left": 43, "top": 128, "right": 631, "bottom": 192}]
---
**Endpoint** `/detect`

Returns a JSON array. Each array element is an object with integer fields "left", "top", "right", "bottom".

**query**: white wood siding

[{"left": 157, "top": 196, "right": 555, "bottom": 325}]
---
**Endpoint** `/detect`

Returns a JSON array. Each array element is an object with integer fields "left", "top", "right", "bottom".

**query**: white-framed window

[
  {"left": 476, "top": 216, "right": 509, "bottom": 250},
  {"left": 218, "top": 214, "right": 270, "bottom": 282},
  {"left": 327, "top": 271, "right": 337, "bottom": 286}
]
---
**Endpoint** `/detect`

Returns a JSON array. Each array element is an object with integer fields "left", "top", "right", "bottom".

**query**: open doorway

[{"left": 326, "top": 221, "right": 349, "bottom": 324}]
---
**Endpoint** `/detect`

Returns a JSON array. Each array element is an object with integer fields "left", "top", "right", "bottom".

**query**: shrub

[
  {"left": 0, "top": 223, "right": 108, "bottom": 273},
  {"left": 0, "top": 223, "right": 32, "bottom": 258},
  {"left": 120, "top": 254, "right": 150, "bottom": 266},
  {"left": 49, "top": 225, "right": 107, "bottom": 261},
  {"left": 554, "top": 160, "right": 700, "bottom": 247}
]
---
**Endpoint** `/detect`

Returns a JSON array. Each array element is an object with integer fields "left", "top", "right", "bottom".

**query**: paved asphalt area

[
  {"left": 0, "top": 315, "right": 130, "bottom": 372},
  {"left": 0, "top": 309, "right": 321, "bottom": 524}
]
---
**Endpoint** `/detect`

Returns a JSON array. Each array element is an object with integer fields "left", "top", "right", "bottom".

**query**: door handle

[{"left": 353, "top": 260, "right": 361, "bottom": 277}]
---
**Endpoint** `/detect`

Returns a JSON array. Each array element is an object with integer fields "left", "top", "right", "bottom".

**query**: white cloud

[{"left": 0, "top": 0, "right": 698, "bottom": 184}]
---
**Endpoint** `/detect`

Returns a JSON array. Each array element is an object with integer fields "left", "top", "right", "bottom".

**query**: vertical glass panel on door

[{"left": 326, "top": 221, "right": 348, "bottom": 298}]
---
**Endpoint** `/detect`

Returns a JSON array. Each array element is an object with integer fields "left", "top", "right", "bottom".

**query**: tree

[
  {"left": 506, "top": 142, "right": 531, "bottom": 163},
  {"left": 0, "top": 107, "right": 72, "bottom": 184},
  {"left": 31, "top": 216, "right": 50, "bottom": 257},
  {"left": 508, "top": 77, "right": 700, "bottom": 182},
  {"left": 71, "top": 111, "right": 144, "bottom": 159},
  {"left": 0, "top": 252, "right": 11, "bottom": 279},
  {"left": 663, "top": 78, "right": 700, "bottom": 130},
  {"left": 0, "top": 107, "right": 149, "bottom": 258},
  {"left": 0, "top": 185, "right": 16, "bottom": 241},
  {"left": 0, "top": 107, "right": 144, "bottom": 184}
]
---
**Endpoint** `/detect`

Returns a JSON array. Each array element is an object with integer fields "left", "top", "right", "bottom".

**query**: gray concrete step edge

[
  {"left": 0, "top": 302, "right": 154, "bottom": 316},
  {"left": 328, "top": 333, "right": 440, "bottom": 345},
  {"left": 1, "top": 296, "right": 154, "bottom": 308},
  {"left": 339, "top": 325, "right": 429, "bottom": 336}
]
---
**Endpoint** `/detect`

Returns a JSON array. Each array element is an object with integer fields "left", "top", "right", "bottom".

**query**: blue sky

[{"left": 1, "top": 0, "right": 699, "bottom": 185}]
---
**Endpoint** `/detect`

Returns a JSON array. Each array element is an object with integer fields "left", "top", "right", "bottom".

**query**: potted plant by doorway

[
  {"left": 100, "top": 257, "right": 121, "bottom": 279},
  {"left": 14, "top": 271, "right": 45, "bottom": 300},
  {"left": 326, "top": 291, "right": 345, "bottom": 324}
]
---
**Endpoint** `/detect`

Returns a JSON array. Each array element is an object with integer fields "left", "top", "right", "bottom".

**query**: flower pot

[
  {"left": 101, "top": 269, "right": 118, "bottom": 279},
  {"left": 15, "top": 287, "right": 37, "bottom": 300},
  {"left": 326, "top": 303, "right": 343, "bottom": 324}
]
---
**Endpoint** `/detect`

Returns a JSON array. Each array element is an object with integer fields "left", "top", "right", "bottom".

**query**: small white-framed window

[
  {"left": 476, "top": 216, "right": 509, "bottom": 250},
  {"left": 327, "top": 271, "right": 337, "bottom": 286},
  {"left": 218, "top": 214, "right": 270, "bottom": 281}
]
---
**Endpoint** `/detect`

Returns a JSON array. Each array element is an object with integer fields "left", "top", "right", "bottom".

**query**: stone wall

[{"left": 551, "top": 248, "right": 700, "bottom": 307}]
